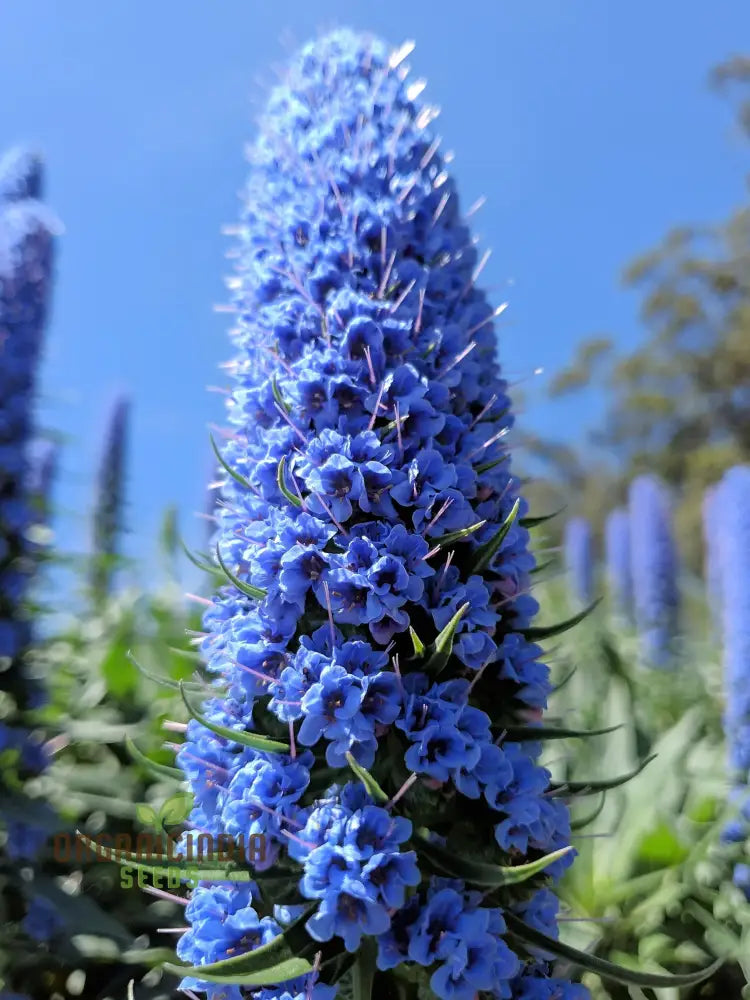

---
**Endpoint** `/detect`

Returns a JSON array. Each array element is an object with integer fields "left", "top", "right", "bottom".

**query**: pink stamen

[
  {"left": 460, "top": 248, "right": 491, "bottom": 299},
  {"left": 394, "top": 401, "right": 404, "bottom": 459},
  {"left": 163, "top": 721, "right": 188, "bottom": 734},
  {"left": 467, "top": 426, "right": 510, "bottom": 461},
  {"left": 465, "top": 195, "right": 486, "bottom": 219},
  {"left": 274, "top": 402, "right": 308, "bottom": 444},
  {"left": 467, "top": 303, "right": 508, "bottom": 338},
  {"left": 142, "top": 884, "right": 188, "bottom": 905},
  {"left": 363, "top": 344, "right": 377, "bottom": 386},
  {"left": 420, "top": 136, "right": 441, "bottom": 170},
  {"left": 185, "top": 593, "right": 213, "bottom": 608},
  {"left": 312, "top": 492, "right": 349, "bottom": 536},
  {"left": 367, "top": 380, "right": 388, "bottom": 432},
  {"left": 439, "top": 341, "right": 476, "bottom": 379},
  {"left": 390, "top": 278, "right": 416, "bottom": 313},
  {"left": 386, "top": 772, "right": 418, "bottom": 810},
  {"left": 289, "top": 720, "right": 297, "bottom": 760},
  {"left": 422, "top": 497, "right": 454, "bottom": 536},
  {"left": 157, "top": 926, "right": 191, "bottom": 934},
  {"left": 469, "top": 393, "right": 498, "bottom": 430},
  {"left": 431, "top": 191, "right": 450, "bottom": 225},
  {"left": 322, "top": 580, "right": 337, "bottom": 645},
  {"left": 281, "top": 828, "right": 317, "bottom": 851},
  {"left": 377, "top": 250, "right": 397, "bottom": 299},
  {"left": 414, "top": 287, "right": 426, "bottom": 333}
]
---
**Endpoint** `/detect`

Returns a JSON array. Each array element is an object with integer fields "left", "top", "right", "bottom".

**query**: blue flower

[{"left": 21, "top": 896, "right": 63, "bottom": 942}]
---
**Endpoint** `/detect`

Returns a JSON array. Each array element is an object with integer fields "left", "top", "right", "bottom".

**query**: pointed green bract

[
  {"left": 215, "top": 544, "right": 267, "bottom": 600},
  {"left": 345, "top": 752, "right": 389, "bottom": 804},
  {"left": 473, "top": 498, "right": 521, "bottom": 573},
  {"left": 549, "top": 754, "right": 657, "bottom": 796},
  {"left": 424, "top": 602, "right": 470, "bottom": 674},
  {"left": 277, "top": 455, "right": 303, "bottom": 508},
  {"left": 505, "top": 913, "right": 723, "bottom": 988},
  {"left": 522, "top": 598, "right": 601, "bottom": 642},
  {"left": 180, "top": 683, "right": 289, "bottom": 753},
  {"left": 210, "top": 431, "right": 253, "bottom": 490}
]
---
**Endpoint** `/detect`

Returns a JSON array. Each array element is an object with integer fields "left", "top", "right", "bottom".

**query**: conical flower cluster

[
  {"left": 0, "top": 147, "right": 56, "bottom": 865},
  {"left": 174, "top": 30, "right": 585, "bottom": 1000}
]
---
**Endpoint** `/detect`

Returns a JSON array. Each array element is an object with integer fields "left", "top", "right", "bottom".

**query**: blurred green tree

[{"left": 523, "top": 56, "right": 750, "bottom": 572}]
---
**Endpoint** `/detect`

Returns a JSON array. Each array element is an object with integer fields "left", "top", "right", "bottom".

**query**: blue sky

[{"left": 1, "top": 0, "right": 748, "bottom": 578}]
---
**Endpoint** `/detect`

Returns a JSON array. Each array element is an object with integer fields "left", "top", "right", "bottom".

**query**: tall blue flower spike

[
  {"left": 90, "top": 392, "right": 130, "bottom": 600},
  {"left": 563, "top": 517, "right": 593, "bottom": 608},
  {"left": 716, "top": 468, "right": 750, "bottom": 884},
  {"left": 628, "top": 475, "right": 679, "bottom": 668},
  {"left": 159, "top": 28, "right": 741, "bottom": 1000},
  {"left": 0, "top": 146, "right": 59, "bottom": 931},
  {"left": 604, "top": 508, "right": 632, "bottom": 623},
  {"left": 702, "top": 485, "right": 722, "bottom": 631}
]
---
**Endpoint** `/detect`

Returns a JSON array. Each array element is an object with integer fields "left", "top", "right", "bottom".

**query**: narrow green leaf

[
  {"left": 475, "top": 455, "right": 509, "bottom": 474},
  {"left": 164, "top": 956, "right": 313, "bottom": 987},
  {"left": 502, "top": 723, "right": 622, "bottom": 742},
  {"left": 431, "top": 520, "right": 487, "bottom": 551},
  {"left": 414, "top": 834, "right": 572, "bottom": 887},
  {"left": 353, "top": 938, "right": 377, "bottom": 1000},
  {"left": 550, "top": 754, "right": 656, "bottom": 796},
  {"left": 425, "top": 602, "right": 470, "bottom": 675},
  {"left": 519, "top": 506, "right": 566, "bottom": 529},
  {"left": 473, "top": 498, "right": 521, "bottom": 573},
  {"left": 505, "top": 913, "right": 723, "bottom": 988},
  {"left": 408, "top": 626, "right": 425, "bottom": 657},
  {"left": 180, "top": 537, "right": 217, "bottom": 575},
  {"left": 277, "top": 455, "right": 303, "bottom": 508},
  {"left": 125, "top": 737, "right": 184, "bottom": 782},
  {"left": 345, "top": 752, "right": 388, "bottom": 804},
  {"left": 74, "top": 830, "right": 254, "bottom": 881},
  {"left": 551, "top": 666, "right": 577, "bottom": 692},
  {"left": 180, "top": 684, "right": 289, "bottom": 754},
  {"left": 163, "top": 905, "right": 317, "bottom": 984},
  {"left": 126, "top": 651, "right": 206, "bottom": 693},
  {"left": 215, "top": 545, "right": 267, "bottom": 600},
  {"left": 271, "top": 375, "right": 291, "bottom": 414},
  {"left": 210, "top": 432, "right": 252, "bottom": 490},
  {"left": 529, "top": 557, "right": 556, "bottom": 575},
  {"left": 521, "top": 599, "right": 601, "bottom": 642},
  {"left": 570, "top": 792, "right": 607, "bottom": 830}
]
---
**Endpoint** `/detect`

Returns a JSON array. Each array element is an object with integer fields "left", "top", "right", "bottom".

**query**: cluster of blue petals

[
  {"left": 0, "top": 147, "right": 55, "bottom": 890},
  {"left": 175, "top": 30, "right": 581, "bottom": 1000},
  {"left": 562, "top": 518, "right": 593, "bottom": 608},
  {"left": 627, "top": 475, "right": 679, "bottom": 667}
]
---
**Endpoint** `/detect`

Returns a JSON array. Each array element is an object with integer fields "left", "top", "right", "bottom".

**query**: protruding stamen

[{"left": 386, "top": 772, "right": 418, "bottom": 810}]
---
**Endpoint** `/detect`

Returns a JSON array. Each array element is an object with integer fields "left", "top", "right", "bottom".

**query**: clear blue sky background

[{"left": 1, "top": 0, "right": 748, "bottom": 581}]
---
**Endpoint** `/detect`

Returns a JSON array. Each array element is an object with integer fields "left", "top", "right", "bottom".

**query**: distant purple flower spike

[
  {"left": 90, "top": 393, "right": 130, "bottom": 600},
  {"left": 715, "top": 467, "right": 750, "bottom": 890},
  {"left": 604, "top": 508, "right": 632, "bottom": 622},
  {"left": 563, "top": 517, "right": 593, "bottom": 607},
  {"left": 702, "top": 485, "right": 722, "bottom": 630},
  {"left": 173, "top": 31, "right": 583, "bottom": 1000},
  {"left": 628, "top": 475, "right": 679, "bottom": 667}
]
